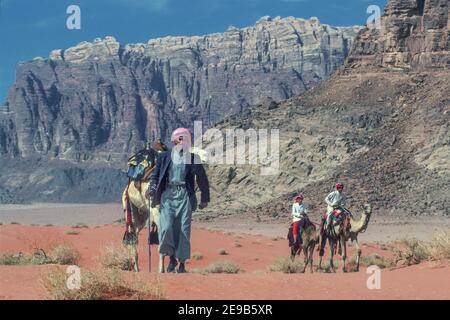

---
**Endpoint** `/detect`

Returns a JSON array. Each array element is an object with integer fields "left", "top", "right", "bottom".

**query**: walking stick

[{"left": 147, "top": 199, "right": 152, "bottom": 272}]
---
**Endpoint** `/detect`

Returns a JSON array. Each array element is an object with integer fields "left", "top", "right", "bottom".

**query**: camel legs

[
  {"left": 301, "top": 242, "right": 308, "bottom": 273},
  {"left": 341, "top": 235, "right": 347, "bottom": 273},
  {"left": 352, "top": 237, "right": 362, "bottom": 272},
  {"left": 317, "top": 235, "right": 327, "bottom": 271},
  {"left": 328, "top": 238, "right": 336, "bottom": 273},
  {"left": 290, "top": 232, "right": 302, "bottom": 261},
  {"left": 290, "top": 247, "right": 296, "bottom": 261},
  {"left": 129, "top": 244, "right": 165, "bottom": 273},
  {"left": 159, "top": 254, "right": 165, "bottom": 273},
  {"left": 309, "top": 241, "right": 317, "bottom": 273},
  {"left": 302, "top": 241, "right": 315, "bottom": 273},
  {"left": 123, "top": 224, "right": 140, "bottom": 272},
  {"left": 132, "top": 244, "right": 139, "bottom": 272}
]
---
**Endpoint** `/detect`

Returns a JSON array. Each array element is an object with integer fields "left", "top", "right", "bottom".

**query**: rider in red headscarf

[{"left": 292, "top": 194, "right": 308, "bottom": 244}]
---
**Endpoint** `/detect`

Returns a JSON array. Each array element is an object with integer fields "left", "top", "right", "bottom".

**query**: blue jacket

[{"left": 149, "top": 151, "right": 210, "bottom": 211}]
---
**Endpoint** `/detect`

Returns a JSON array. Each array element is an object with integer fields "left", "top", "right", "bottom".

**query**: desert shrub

[
  {"left": 204, "top": 261, "right": 240, "bottom": 274},
  {"left": 188, "top": 268, "right": 207, "bottom": 275},
  {"left": 99, "top": 243, "right": 134, "bottom": 271},
  {"left": 269, "top": 256, "right": 304, "bottom": 273},
  {"left": 423, "top": 230, "right": 450, "bottom": 261},
  {"left": 45, "top": 224, "right": 53, "bottom": 227},
  {"left": 71, "top": 223, "right": 89, "bottom": 229},
  {"left": 113, "top": 218, "right": 125, "bottom": 224},
  {"left": 348, "top": 254, "right": 394, "bottom": 269},
  {"left": 233, "top": 242, "right": 242, "bottom": 248},
  {"left": 0, "top": 249, "right": 48, "bottom": 265},
  {"left": 394, "top": 238, "right": 429, "bottom": 266},
  {"left": 48, "top": 245, "right": 80, "bottom": 265},
  {"left": 10, "top": 221, "right": 20, "bottom": 225},
  {"left": 30, "top": 249, "right": 49, "bottom": 265},
  {"left": 43, "top": 268, "right": 165, "bottom": 300},
  {"left": 192, "top": 252, "right": 203, "bottom": 260},
  {"left": 218, "top": 249, "right": 228, "bottom": 255},
  {"left": 65, "top": 231, "right": 80, "bottom": 235},
  {"left": 0, "top": 252, "right": 29, "bottom": 265}
]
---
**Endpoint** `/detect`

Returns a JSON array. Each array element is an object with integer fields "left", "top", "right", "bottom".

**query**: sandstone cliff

[
  {"left": 198, "top": 0, "right": 449, "bottom": 219},
  {"left": 349, "top": 0, "right": 449, "bottom": 70},
  {"left": 1, "top": 17, "right": 360, "bottom": 162}
]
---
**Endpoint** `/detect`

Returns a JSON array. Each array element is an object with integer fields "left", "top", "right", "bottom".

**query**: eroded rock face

[
  {"left": 2, "top": 17, "right": 360, "bottom": 162},
  {"left": 196, "top": 0, "right": 450, "bottom": 218},
  {"left": 349, "top": 0, "right": 449, "bottom": 70}
]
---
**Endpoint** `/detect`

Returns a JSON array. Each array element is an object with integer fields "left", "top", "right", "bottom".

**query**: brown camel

[
  {"left": 121, "top": 180, "right": 163, "bottom": 272},
  {"left": 121, "top": 141, "right": 167, "bottom": 273},
  {"left": 290, "top": 219, "right": 320, "bottom": 273},
  {"left": 318, "top": 203, "right": 372, "bottom": 273}
]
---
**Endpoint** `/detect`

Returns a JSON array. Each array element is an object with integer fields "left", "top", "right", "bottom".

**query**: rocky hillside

[
  {"left": 349, "top": 0, "right": 449, "bottom": 70},
  {"left": 1, "top": 0, "right": 448, "bottom": 215},
  {"left": 199, "top": 0, "right": 449, "bottom": 220},
  {"left": 1, "top": 16, "right": 359, "bottom": 162}
]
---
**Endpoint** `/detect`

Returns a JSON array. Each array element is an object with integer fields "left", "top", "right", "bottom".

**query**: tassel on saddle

[{"left": 123, "top": 184, "right": 138, "bottom": 245}]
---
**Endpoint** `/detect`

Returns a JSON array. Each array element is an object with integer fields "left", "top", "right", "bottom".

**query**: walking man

[{"left": 147, "top": 128, "right": 210, "bottom": 273}]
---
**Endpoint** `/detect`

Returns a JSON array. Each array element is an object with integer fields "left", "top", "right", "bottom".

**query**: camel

[
  {"left": 121, "top": 142, "right": 168, "bottom": 273},
  {"left": 290, "top": 219, "right": 320, "bottom": 273},
  {"left": 121, "top": 180, "right": 164, "bottom": 272},
  {"left": 318, "top": 203, "right": 372, "bottom": 273}
]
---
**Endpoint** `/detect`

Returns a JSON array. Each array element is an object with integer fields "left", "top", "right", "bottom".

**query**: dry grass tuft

[
  {"left": 0, "top": 252, "right": 30, "bottom": 265},
  {"left": 99, "top": 243, "right": 135, "bottom": 271},
  {"left": 394, "top": 238, "right": 429, "bottom": 266},
  {"left": 65, "top": 231, "right": 80, "bottom": 235},
  {"left": 71, "top": 223, "right": 89, "bottom": 229},
  {"left": 348, "top": 254, "right": 394, "bottom": 270},
  {"left": 424, "top": 230, "right": 450, "bottom": 261},
  {"left": 269, "top": 256, "right": 304, "bottom": 273},
  {"left": 43, "top": 268, "right": 165, "bottom": 300},
  {"left": 0, "top": 249, "right": 49, "bottom": 265},
  {"left": 48, "top": 245, "right": 80, "bottom": 265},
  {"left": 394, "top": 230, "right": 450, "bottom": 266},
  {"left": 204, "top": 261, "right": 240, "bottom": 274},
  {"left": 192, "top": 252, "right": 203, "bottom": 261}
]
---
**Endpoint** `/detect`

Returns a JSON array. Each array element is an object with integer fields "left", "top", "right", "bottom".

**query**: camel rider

[
  {"left": 325, "top": 182, "right": 346, "bottom": 230},
  {"left": 292, "top": 194, "right": 308, "bottom": 244},
  {"left": 147, "top": 128, "right": 210, "bottom": 273}
]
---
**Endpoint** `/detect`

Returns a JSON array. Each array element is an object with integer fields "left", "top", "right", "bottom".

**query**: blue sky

[{"left": 0, "top": 0, "right": 386, "bottom": 104}]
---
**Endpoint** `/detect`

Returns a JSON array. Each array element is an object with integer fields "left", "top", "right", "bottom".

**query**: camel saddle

[
  {"left": 287, "top": 218, "right": 315, "bottom": 247},
  {"left": 127, "top": 149, "right": 158, "bottom": 181},
  {"left": 331, "top": 208, "right": 352, "bottom": 232}
]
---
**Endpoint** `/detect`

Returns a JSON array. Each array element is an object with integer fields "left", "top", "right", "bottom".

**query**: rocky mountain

[
  {"left": 349, "top": 0, "right": 449, "bottom": 70},
  {"left": 1, "top": 16, "right": 360, "bottom": 163},
  {"left": 1, "top": 0, "right": 448, "bottom": 217},
  {"left": 198, "top": 0, "right": 449, "bottom": 220}
]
